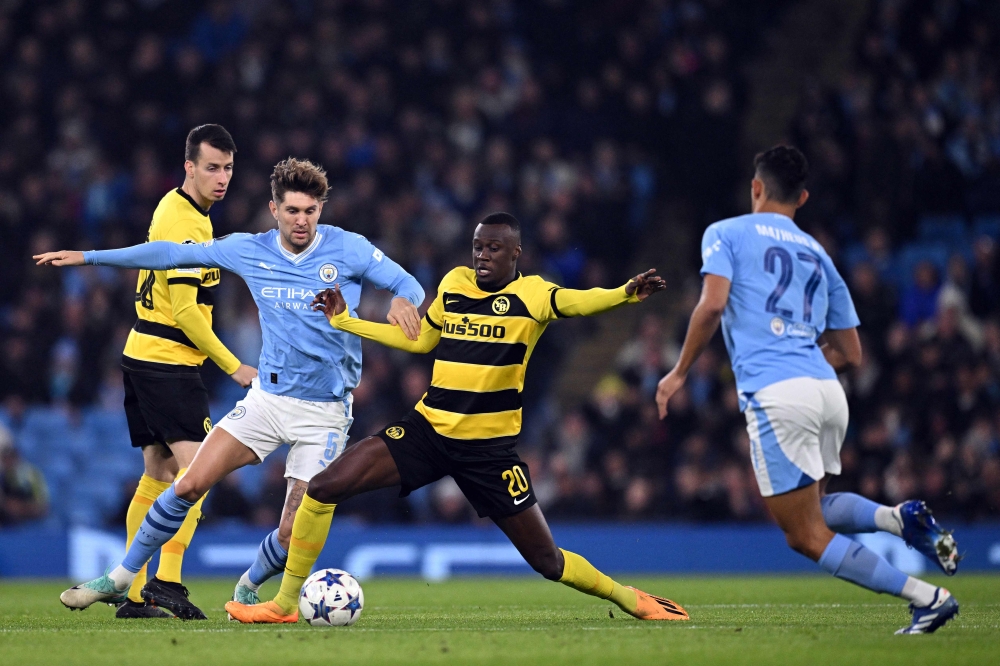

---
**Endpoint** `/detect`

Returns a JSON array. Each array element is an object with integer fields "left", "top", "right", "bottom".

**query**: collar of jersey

[
  {"left": 174, "top": 187, "right": 209, "bottom": 217},
  {"left": 276, "top": 231, "right": 323, "bottom": 263},
  {"left": 475, "top": 271, "right": 522, "bottom": 293}
]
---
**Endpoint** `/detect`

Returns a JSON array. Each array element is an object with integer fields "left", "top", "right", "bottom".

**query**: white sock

[
  {"left": 108, "top": 565, "right": 136, "bottom": 592},
  {"left": 874, "top": 505, "right": 903, "bottom": 537},
  {"left": 239, "top": 569, "right": 261, "bottom": 592},
  {"left": 900, "top": 577, "right": 938, "bottom": 607}
]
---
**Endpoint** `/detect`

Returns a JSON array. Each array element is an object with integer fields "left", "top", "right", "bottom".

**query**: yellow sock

[
  {"left": 558, "top": 549, "right": 638, "bottom": 614},
  {"left": 273, "top": 494, "right": 336, "bottom": 614},
  {"left": 155, "top": 468, "right": 207, "bottom": 584},
  {"left": 125, "top": 474, "right": 171, "bottom": 602}
]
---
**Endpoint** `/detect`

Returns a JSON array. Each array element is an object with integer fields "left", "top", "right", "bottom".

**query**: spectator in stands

[
  {"left": 900, "top": 261, "right": 941, "bottom": 327},
  {"left": 0, "top": 425, "right": 49, "bottom": 525}
]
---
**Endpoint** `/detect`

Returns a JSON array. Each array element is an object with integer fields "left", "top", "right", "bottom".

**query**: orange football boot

[
  {"left": 625, "top": 587, "right": 690, "bottom": 621},
  {"left": 225, "top": 600, "right": 299, "bottom": 624}
]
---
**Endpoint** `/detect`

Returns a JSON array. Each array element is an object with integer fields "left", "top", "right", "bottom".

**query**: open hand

[
  {"left": 655, "top": 369, "right": 686, "bottom": 419},
  {"left": 387, "top": 297, "right": 421, "bottom": 341},
  {"left": 311, "top": 285, "right": 348, "bottom": 320},
  {"left": 625, "top": 269, "right": 666, "bottom": 301},
  {"left": 34, "top": 250, "right": 85, "bottom": 266}
]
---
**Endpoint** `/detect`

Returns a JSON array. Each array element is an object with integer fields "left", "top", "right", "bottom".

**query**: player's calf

[
  {"left": 782, "top": 523, "right": 836, "bottom": 562},
  {"left": 521, "top": 543, "right": 564, "bottom": 581}
]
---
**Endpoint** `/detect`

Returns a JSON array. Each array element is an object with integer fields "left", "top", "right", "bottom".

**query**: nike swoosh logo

[
  {"left": 446, "top": 299, "right": 459, "bottom": 304},
  {"left": 513, "top": 494, "right": 531, "bottom": 505}
]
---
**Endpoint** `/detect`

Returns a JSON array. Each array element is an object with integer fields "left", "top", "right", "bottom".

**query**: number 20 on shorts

[{"left": 502, "top": 465, "right": 529, "bottom": 497}]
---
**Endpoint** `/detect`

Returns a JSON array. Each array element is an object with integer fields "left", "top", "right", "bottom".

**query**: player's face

[
  {"left": 271, "top": 191, "right": 323, "bottom": 251},
  {"left": 473, "top": 224, "right": 521, "bottom": 288},
  {"left": 187, "top": 143, "right": 234, "bottom": 204}
]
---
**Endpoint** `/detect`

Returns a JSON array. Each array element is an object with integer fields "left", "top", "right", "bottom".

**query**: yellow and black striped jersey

[
  {"left": 331, "top": 266, "right": 640, "bottom": 447},
  {"left": 413, "top": 267, "right": 564, "bottom": 446},
  {"left": 122, "top": 188, "right": 231, "bottom": 371}
]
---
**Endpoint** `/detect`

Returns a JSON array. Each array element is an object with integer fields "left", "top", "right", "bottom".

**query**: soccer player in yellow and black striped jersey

[
  {"left": 117, "top": 125, "right": 256, "bottom": 619},
  {"left": 225, "top": 212, "right": 690, "bottom": 624}
]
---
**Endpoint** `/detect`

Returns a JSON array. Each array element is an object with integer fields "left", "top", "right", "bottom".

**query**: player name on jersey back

[{"left": 700, "top": 212, "right": 860, "bottom": 403}]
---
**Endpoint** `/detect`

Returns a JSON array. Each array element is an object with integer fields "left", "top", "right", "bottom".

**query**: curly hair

[{"left": 270, "top": 158, "right": 329, "bottom": 204}]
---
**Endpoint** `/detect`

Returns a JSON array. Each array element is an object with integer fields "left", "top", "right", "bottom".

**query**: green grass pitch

[{"left": 1, "top": 575, "right": 997, "bottom": 665}]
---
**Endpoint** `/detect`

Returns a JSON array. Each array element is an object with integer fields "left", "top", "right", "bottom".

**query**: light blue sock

[
  {"left": 818, "top": 533, "right": 907, "bottom": 596},
  {"left": 820, "top": 492, "right": 880, "bottom": 533},
  {"left": 121, "top": 485, "right": 194, "bottom": 574},
  {"left": 248, "top": 529, "right": 288, "bottom": 587}
]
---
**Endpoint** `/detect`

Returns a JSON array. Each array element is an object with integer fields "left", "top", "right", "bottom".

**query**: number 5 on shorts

[{"left": 502, "top": 465, "right": 529, "bottom": 497}]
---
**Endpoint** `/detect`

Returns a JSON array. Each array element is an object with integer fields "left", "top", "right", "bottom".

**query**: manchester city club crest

[{"left": 319, "top": 263, "right": 339, "bottom": 283}]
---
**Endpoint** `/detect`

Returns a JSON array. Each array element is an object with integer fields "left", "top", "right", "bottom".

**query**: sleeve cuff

[
  {"left": 328, "top": 310, "right": 351, "bottom": 329},
  {"left": 624, "top": 283, "right": 640, "bottom": 304}
]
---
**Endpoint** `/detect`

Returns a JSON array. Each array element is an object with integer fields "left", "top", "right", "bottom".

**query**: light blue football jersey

[
  {"left": 700, "top": 213, "right": 859, "bottom": 404},
  {"left": 85, "top": 225, "right": 425, "bottom": 402}
]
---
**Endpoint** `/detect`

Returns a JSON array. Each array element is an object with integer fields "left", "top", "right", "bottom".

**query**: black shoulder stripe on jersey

[
  {"left": 174, "top": 187, "right": 209, "bottom": 217},
  {"left": 549, "top": 287, "right": 566, "bottom": 318},
  {"left": 133, "top": 320, "right": 198, "bottom": 349},
  {"left": 435, "top": 339, "right": 527, "bottom": 366},
  {"left": 196, "top": 285, "right": 216, "bottom": 306},
  {"left": 425, "top": 313, "right": 442, "bottom": 330},
  {"left": 422, "top": 386, "right": 522, "bottom": 415},
  {"left": 167, "top": 277, "right": 201, "bottom": 287},
  {"left": 443, "top": 292, "right": 534, "bottom": 319}
]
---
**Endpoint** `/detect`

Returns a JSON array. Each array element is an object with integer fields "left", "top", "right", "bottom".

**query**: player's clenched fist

[{"left": 34, "top": 250, "right": 85, "bottom": 266}]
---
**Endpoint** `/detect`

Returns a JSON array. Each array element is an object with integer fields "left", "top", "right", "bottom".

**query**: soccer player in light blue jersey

[
  {"left": 37, "top": 158, "right": 425, "bottom": 612},
  {"left": 656, "top": 146, "right": 960, "bottom": 635}
]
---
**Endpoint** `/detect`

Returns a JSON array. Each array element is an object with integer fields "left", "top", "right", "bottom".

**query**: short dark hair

[
  {"left": 270, "top": 158, "right": 329, "bottom": 204},
  {"left": 185, "top": 124, "right": 237, "bottom": 163},
  {"left": 753, "top": 145, "right": 808, "bottom": 204},
  {"left": 479, "top": 212, "right": 521, "bottom": 234}
]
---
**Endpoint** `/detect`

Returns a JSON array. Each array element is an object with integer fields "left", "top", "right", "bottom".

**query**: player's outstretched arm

[
  {"left": 33, "top": 250, "right": 85, "bottom": 266},
  {"left": 312, "top": 285, "right": 441, "bottom": 354},
  {"left": 36, "top": 241, "right": 223, "bottom": 271},
  {"left": 656, "top": 274, "right": 730, "bottom": 419},
  {"left": 552, "top": 269, "right": 666, "bottom": 317}
]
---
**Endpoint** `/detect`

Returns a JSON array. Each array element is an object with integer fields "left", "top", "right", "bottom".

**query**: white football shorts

[
  {"left": 743, "top": 376, "right": 848, "bottom": 497},
  {"left": 216, "top": 378, "right": 354, "bottom": 482}
]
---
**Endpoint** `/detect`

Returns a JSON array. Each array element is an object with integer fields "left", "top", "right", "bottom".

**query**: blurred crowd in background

[{"left": 0, "top": 0, "right": 997, "bottom": 529}]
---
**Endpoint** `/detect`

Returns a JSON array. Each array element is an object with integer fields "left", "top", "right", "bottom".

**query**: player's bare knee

[
  {"left": 173, "top": 474, "right": 204, "bottom": 502},
  {"left": 306, "top": 473, "right": 347, "bottom": 504},
  {"left": 783, "top": 527, "right": 828, "bottom": 561}
]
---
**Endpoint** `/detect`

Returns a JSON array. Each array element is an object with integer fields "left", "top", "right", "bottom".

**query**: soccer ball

[{"left": 298, "top": 568, "right": 364, "bottom": 627}]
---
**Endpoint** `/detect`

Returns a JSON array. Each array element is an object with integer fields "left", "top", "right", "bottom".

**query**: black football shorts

[
  {"left": 377, "top": 410, "right": 536, "bottom": 519},
  {"left": 122, "top": 357, "right": 213, "bottom": 450}
]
